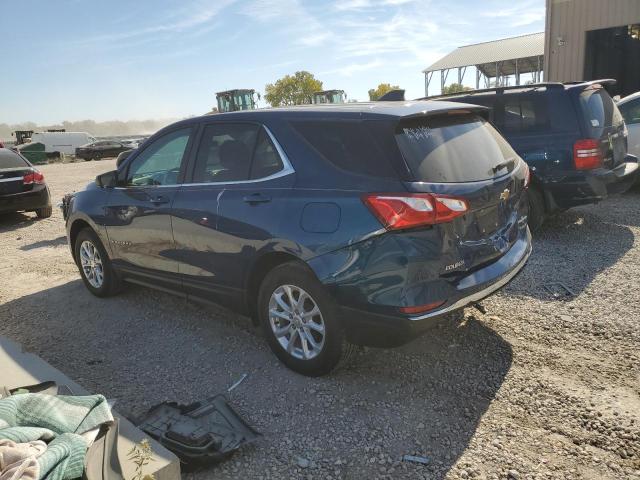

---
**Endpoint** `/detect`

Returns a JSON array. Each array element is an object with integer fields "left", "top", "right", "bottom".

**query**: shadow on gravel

[
  {"left": 507, "top": 206, "right": 635, "bottom": 300},
  {"left": 20, "top": 235, "right": 67, "bottom": 251},
  {"left": 0, "top": 280, "right": 512, "bottom": 479},
  {"left": 0, "top": 212, "right": 36, "bottom": 232}
]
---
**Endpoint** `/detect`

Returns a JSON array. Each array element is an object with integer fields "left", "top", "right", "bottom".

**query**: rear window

[
  {"left": 395, "top": 115, "right": 518, "bottom": 183},
  {"left": 619, "top": 98, "right": 640, "bottom": 125},
  {"left": 291, "top": 120, "right": 398, "bottom": 178},
  {"left": 0, "top": 150, "right": 28, "bottom": 169},
  {"left": 580, "top": 88, "right": 624, "bottom": 133}
]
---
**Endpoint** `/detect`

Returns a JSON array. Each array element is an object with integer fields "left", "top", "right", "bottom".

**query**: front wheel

[
  {"left": 258, "top": 262, "right": 353, "bottom": 376},
  {"left": 74, "top": 228, "right": 121, "bottom": 297}
]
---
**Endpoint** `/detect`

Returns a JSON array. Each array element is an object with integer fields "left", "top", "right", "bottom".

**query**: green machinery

[
  {"left": 311, "top": 90, "right": 346, "bottom": 104},
  {"left": 215, "top": 89, "right": 259, "bottom": 113}
]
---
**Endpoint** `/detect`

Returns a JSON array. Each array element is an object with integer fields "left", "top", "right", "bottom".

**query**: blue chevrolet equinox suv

[
  {"left": 428, "top": 80, "right": 639, "bottom": 230},
  {"left": 62, "top": 102, "right": 532, "bottom": 375}
]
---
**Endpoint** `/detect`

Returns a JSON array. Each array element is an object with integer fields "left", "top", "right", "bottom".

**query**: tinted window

[
  {"left": 250, "top": 129, "right": 284, "bottom": 179},
  {"left": 0, "top": 150, "right": 28, "bottom": 169},
  {"left": 292, "top": 120, "right": 397, "bottom": 178},
  {"left": 395, "top": 114, "right": 518, "bottom": 183},
  {"left": 619, "top": 98, "right": 640, "bottom": 125},
  {"left": 192, "top": 123, "right": 259, "bottom": 183},
  {"left": 580, "top": 88, "right": 624, "bottom": 134},
  {"left": 126, "top": 128, "right": 191, "bottom": 186},
  {"left": 503, "top": 98, "right": 539, "bottom": 132}
]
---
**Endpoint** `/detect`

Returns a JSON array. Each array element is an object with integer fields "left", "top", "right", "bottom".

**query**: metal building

[
  {"left": 544, "top": 0, "right": 640, "bottom": 96},
  {"left": 422, "top": 33, "right": 544, "bottom": 96}
]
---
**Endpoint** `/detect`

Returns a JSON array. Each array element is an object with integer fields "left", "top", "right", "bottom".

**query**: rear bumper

[
  {"left": 546, "top": 159, "right": 638, "bottom": 210},
  {"left": 337, "top": 228, "right": 532, "bottom": 347},
  {"left": 0, "top": 185, "right": 51, "bottom": 214}
]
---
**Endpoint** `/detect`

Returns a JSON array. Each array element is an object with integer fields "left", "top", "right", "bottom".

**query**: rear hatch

[
  {"left": 578, "top": 86, "right": 628, "bottom": 169},
  {"left": 0, "top": 150, "right": 34, "bottom": 195},
  {"left": 385, "top": 112, "right": 528, "bottom": 277}
]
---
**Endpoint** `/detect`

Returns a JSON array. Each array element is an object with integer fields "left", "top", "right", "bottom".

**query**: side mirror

[{"left": 96, "top": 170, "right": 118, "bottom": 188}]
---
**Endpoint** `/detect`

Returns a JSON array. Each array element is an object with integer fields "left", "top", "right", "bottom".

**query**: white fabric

[{"left": 0, "top": 439, "right": 46, "bottom": 480}]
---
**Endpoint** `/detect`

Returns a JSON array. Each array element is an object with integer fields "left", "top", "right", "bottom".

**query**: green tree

[
  {"left": 368, "top": 83, "right": 400, "bottom": 101},
  {"left": 264, "top": 71, "right": 323, "bottom": 106},
  {"left": 442, "top": 83, "right": 472, "bottom": 94}
]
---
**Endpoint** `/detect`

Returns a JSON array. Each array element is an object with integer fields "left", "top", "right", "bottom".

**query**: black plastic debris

[
  {"left": 136, "top": 394, "right": 260, "bottom": 471},
  {"left": 543, "top": 282, "right": 576, "bottom": 299}
]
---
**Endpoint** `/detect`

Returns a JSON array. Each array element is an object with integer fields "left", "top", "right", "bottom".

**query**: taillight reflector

[
  {"left": 399, "top": 300, "right": 446, "bottom": 315},
  {"left": 574, "top": 139, "right": 602, "bottom": 170},
  {"left": 363, "top": 193, "right": 468, "bottom": 230},
  {"left": 23, "top": 171, "right": 45, "bottom": 185}
]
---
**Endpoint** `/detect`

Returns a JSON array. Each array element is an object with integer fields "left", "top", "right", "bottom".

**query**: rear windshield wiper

[{"left": 492, "top": 158, "right": 515, "bottom": 174}]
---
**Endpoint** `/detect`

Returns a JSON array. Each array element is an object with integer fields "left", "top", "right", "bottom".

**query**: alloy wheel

[
  {"left": 268, "top": 285, "right": 326, "bottom": 360},
  {"left": 79, "top": 240, "right": 104, "bottom": 289}
]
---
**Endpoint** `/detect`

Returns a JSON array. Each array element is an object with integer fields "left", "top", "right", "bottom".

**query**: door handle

[
  {"left": 149, "top": 195, "right": 170, "bottom": 205},
  {"left": 243, "top": 193, "right": 271, "bottom": 204}
]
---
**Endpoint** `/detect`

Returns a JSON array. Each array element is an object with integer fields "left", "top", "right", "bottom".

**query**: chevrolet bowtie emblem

[{"left": 500, "top": 189, "right": 510, "bottom": 201}]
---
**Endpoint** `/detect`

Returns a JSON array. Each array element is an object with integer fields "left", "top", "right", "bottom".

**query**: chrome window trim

[{"left": 115, "top": 125, "right": 294, "bottom": 190}]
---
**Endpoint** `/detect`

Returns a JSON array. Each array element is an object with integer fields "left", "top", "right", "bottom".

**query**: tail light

[
  {"left": 363, "top": 193, "right": 468, "bottom": 230},
  {"left": 399, "top": 300, "right": 446, "bottom": 315},
  {"left": 23, "top": 171, "right": 45, "bottom": 185},
  {"left": 574, "top": 139, "right": 602, "bottom": 170}
]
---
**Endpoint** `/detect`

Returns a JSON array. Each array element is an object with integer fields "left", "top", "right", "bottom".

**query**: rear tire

[
  {"left": 258, "top": 262, "right": 353, "bottom": 376},
  {"left": 74, "top": 228, "right": 121, "bottom": 297},
  {"left": 527, "top": 186, "right": 546, "bottom": 232},
  {"left": 35, "top": 206, "right": 52, "bottom": 219}
]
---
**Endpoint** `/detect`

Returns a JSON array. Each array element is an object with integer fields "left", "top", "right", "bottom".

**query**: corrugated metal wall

[{"left": 544, "top": 0, "right": 640, "bottom": 81}]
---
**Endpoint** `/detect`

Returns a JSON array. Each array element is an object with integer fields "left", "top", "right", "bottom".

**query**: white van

[{"left": 30, "top": 132, "right": 96, "bottom": 155}]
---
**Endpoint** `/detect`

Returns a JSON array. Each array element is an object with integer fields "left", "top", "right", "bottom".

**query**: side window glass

[
  {"left": 620, "top": 99, "right": 640, "bottom": 125},
  {"left": 502, "top": 97, "right": 547, "bottom": 133},
  {"left": 126, "top": 128, "right": 191, "bottom": 186},
  {"left": 250, "top": 129, "right": 284, "bottom": 179},
  {"left": 192, "top": 123, "right": 259, "bottom": 183}
]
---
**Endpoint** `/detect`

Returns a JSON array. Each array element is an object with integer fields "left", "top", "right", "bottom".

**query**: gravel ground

[{"left": 0, "top": 160, "right": 639, "bottom": 480}]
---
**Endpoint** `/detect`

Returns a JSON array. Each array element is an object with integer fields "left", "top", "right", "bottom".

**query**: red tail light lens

[
  {"left": 23, "top": 171, "right": 45, "bottom": 185},
  {"left": 574, "top": 139, "right": 602, "bottom": 170},
  {"left": 399, "top": 300, "right": 446, "bottom": 315},
  {"left": 363, "top": 193, "right": 468, "bottom": 230}
]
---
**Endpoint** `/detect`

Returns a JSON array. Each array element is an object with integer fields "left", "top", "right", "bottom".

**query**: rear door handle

[{"left": 243, "top": 193, "right": 271, "bottom": 204}]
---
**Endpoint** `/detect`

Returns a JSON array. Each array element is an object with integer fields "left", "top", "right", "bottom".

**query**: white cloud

[{"left": 320, "top": 58, "right": 384, "bottom": 76}]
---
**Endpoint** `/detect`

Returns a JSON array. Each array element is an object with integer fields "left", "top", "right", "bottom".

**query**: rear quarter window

[
  {"left": 291, "top": 120, "right": 398, "bottom": 178},
  {"left": 580, "top": 88, "right": 624, "bottom": 133},
  {"left": 0, "top": 150, "right": 28, "bottom": 169}
]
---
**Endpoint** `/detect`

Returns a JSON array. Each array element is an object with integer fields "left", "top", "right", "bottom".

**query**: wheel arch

[
  {"left": 68, "top": 218, "right": 93, "bottom": 262},
  {"left": 245, "top": 251, "right": 312, "bottom": 324}
]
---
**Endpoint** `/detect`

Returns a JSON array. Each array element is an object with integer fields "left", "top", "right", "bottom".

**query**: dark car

[
  {"left": 75, "top": 140, "right": 131, "bottom": 161},
  {"left": 0, "top": 148, "right": 52, "bottom": 218},
  {"left": 426, "top": 80, "right": 639, "bottom": 230},
  {"left": 62, "top": 102, "right": 531, "bottom": 376}
]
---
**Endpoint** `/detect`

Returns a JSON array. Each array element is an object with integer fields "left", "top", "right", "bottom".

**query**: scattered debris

[
  {"left": 227, "top": 373, "right": 248, "bottom": 393},
  {"left": 136, "top": 394, "right": 260, "bottom": 471},
  {"left": 402, "top": 454, "right": 430, "bottom": 465},
  {"left": 473, "top": 302, "right": 487, "bottom": 314},
  {"left": 543, "top": 282, "right": 576, "bottom": 299}
]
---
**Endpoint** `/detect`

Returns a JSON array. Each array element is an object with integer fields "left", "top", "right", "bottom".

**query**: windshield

[{"left": 395, "top": 114, "right": 518, "bottom": 183}]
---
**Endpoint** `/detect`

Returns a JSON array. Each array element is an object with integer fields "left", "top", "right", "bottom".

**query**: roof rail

[
  {"left": 419, "top": 79, "right": 618, "bottom": 101},
  {"left": 418, "top": 82, "right": 564, "bottom": 101}
]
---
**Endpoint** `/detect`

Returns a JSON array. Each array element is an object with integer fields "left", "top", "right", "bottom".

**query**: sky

[{"left": 0, "top": 0, "right": 545, "bottom": 124}]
